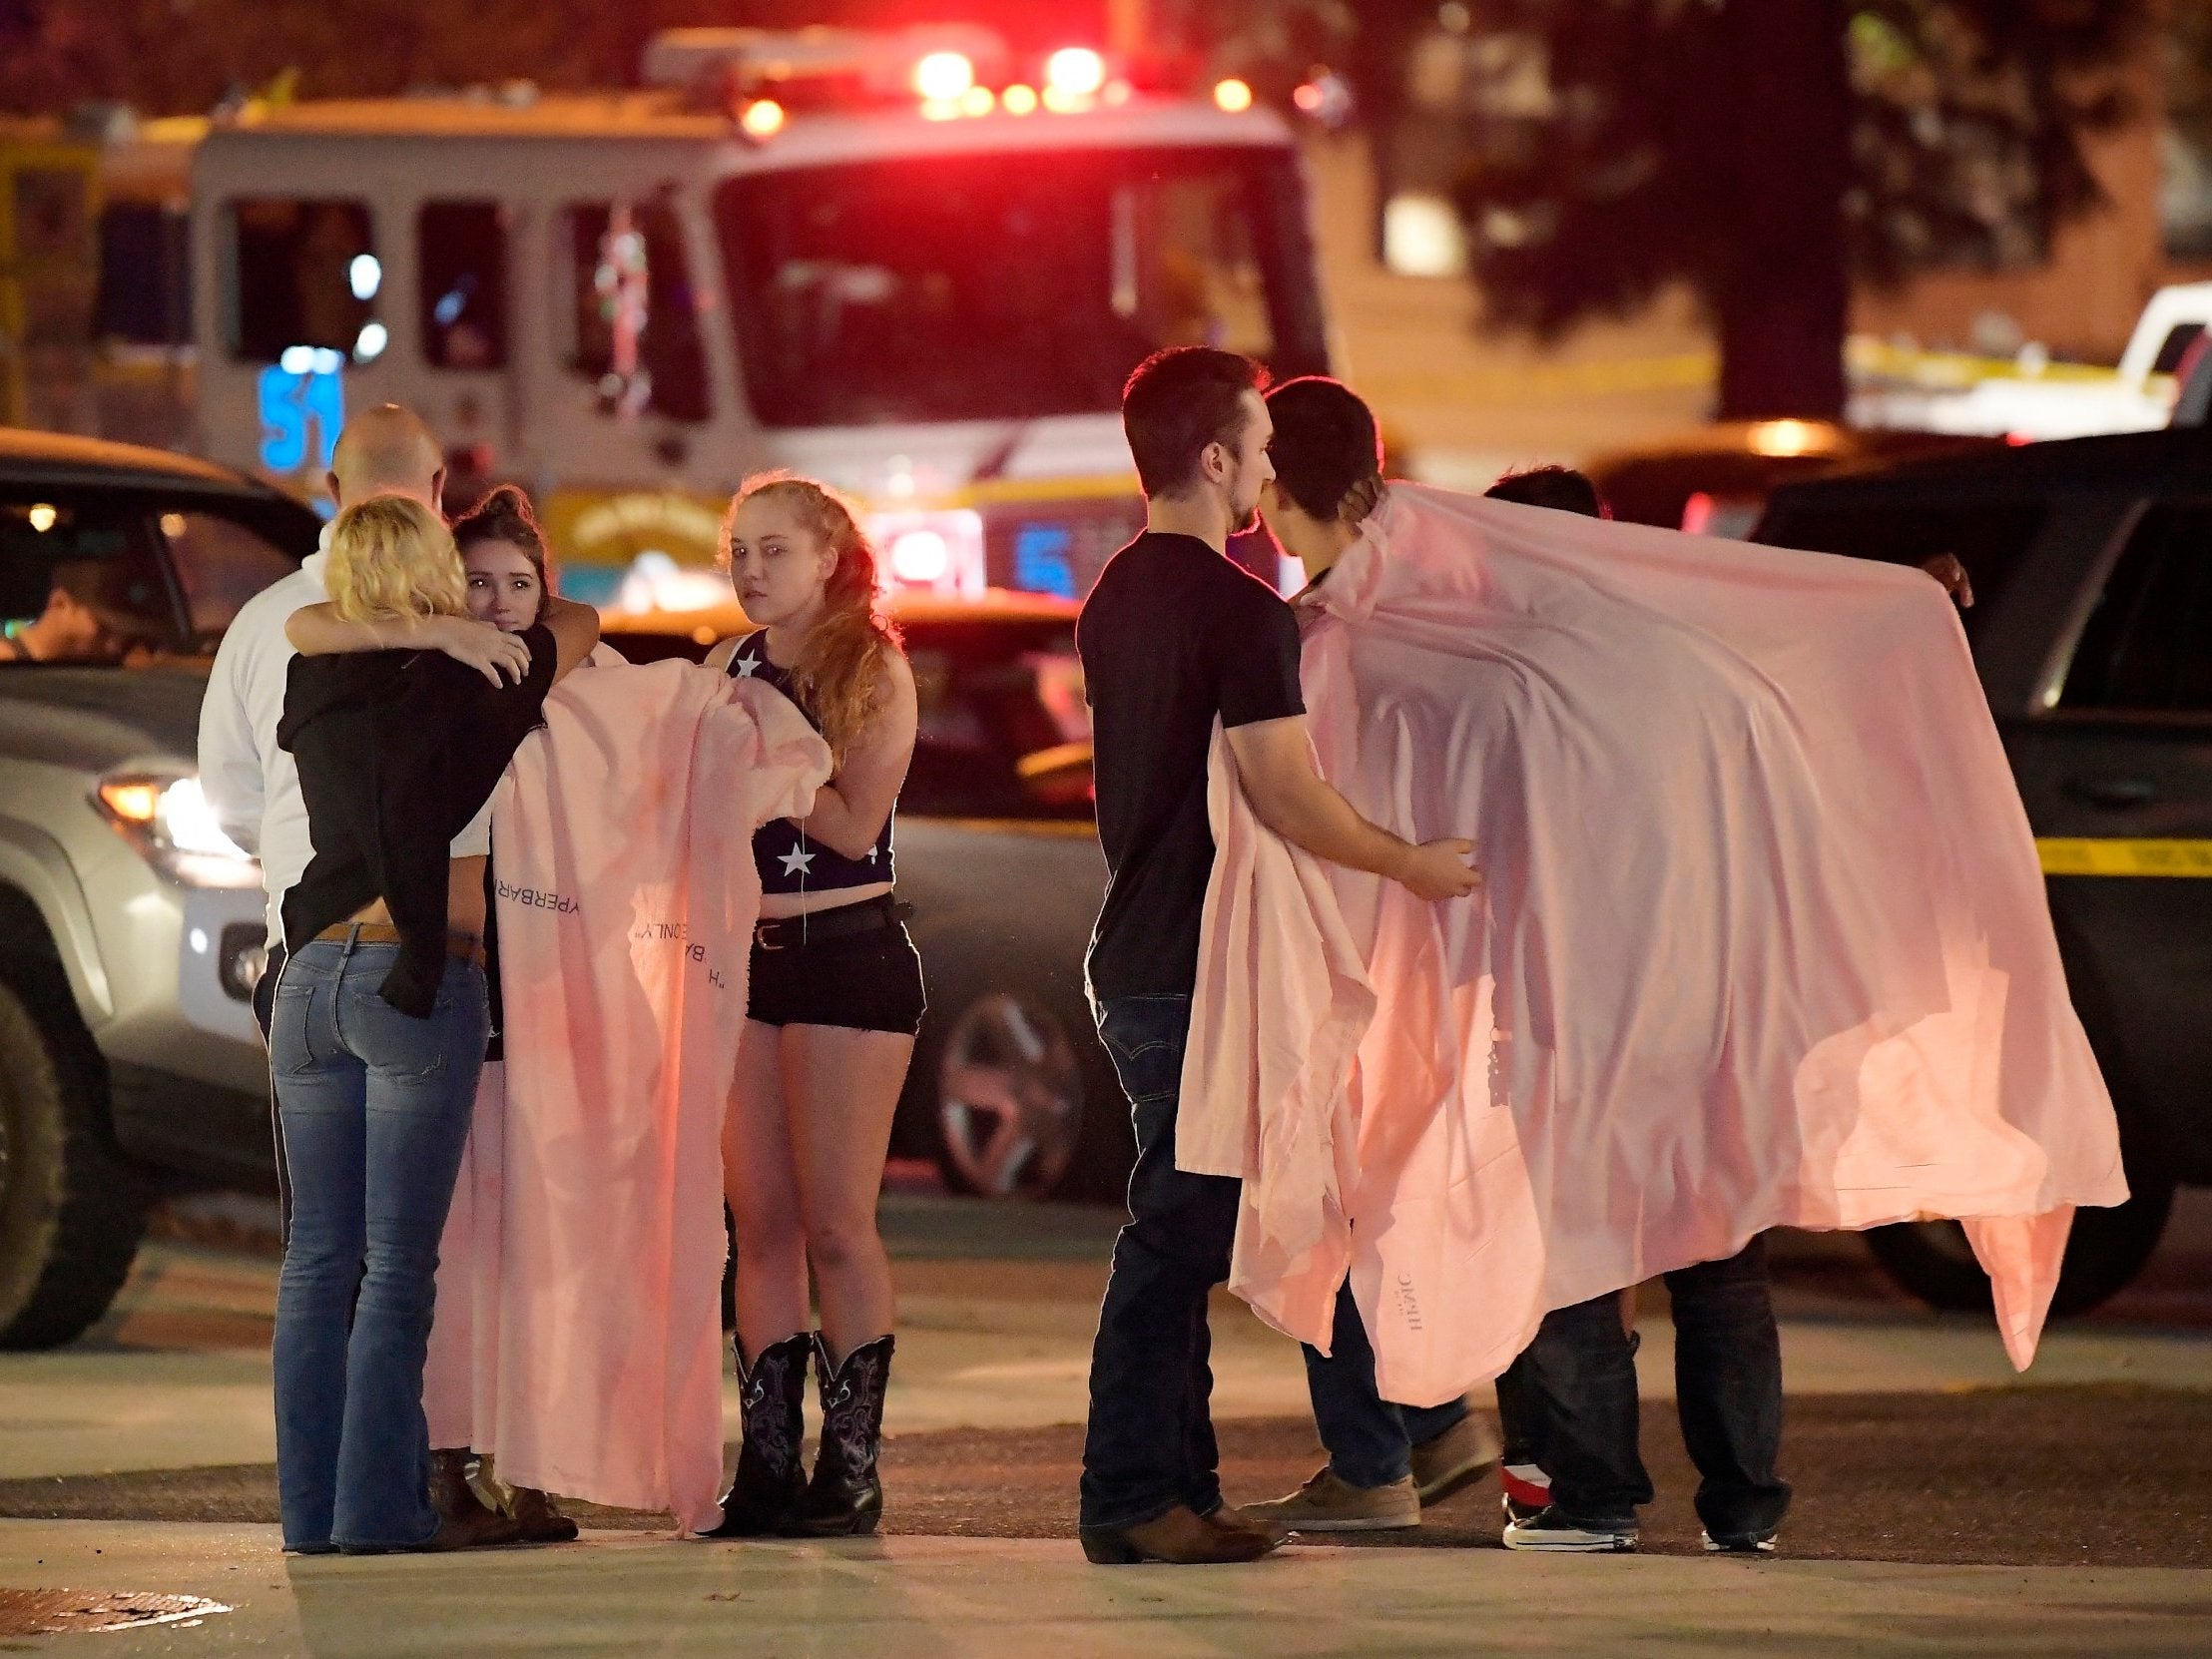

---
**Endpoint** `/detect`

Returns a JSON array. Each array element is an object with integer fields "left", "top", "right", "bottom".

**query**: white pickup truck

[{"left": 1852, "top": 281, "right": 2212, "bottom": 441}]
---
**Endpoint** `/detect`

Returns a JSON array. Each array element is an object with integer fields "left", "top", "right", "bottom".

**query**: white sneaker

[
  {"left": 1701, "top": 1527, "right": 1779, "bottom": 1555},
  {"left": 1501, "top": 1505, "right": 1638, "bottom": 1553}
]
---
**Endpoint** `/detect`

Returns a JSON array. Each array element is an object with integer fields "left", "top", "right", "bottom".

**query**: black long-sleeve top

[{"left": 276, "top": 625, "right": 557, "bottom": 1016}]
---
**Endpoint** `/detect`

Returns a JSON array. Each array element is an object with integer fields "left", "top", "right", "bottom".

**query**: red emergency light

[
  {"left": 913, "top": 50, "right": 976, "bottom": 103},
  {"left": 1046, "top": 48, "right": 1108, "bottom": 99},
  {"left": 643, "top": 27, "right": 1249, "bottom": 132}
]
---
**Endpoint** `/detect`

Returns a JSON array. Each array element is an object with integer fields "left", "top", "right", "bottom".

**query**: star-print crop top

[{"left": 727, "top": 632, "right": 896, "bottom": 895}]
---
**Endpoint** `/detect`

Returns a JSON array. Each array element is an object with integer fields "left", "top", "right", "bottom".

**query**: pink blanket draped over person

[
  {"left": 423, "top": 659, "right": 831, "bottom": 1533},
  {"left": 1178, "top": 484, "right": 2126, "bottom": 1408}
]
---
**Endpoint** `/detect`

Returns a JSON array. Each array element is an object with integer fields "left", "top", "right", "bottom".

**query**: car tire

[
  {"left": 0, "top": 964, "right": 148, "bottom": 1349},
  {"left": 1862, "top": 1169, "right": 2174, "bottom": 1320},
  {"left": 924, "top": 987, "right": 1131, "bottom": 1204}
]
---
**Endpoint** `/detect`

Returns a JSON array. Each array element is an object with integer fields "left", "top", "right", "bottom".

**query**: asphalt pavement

[{"left": 0, "top": 1184, "right": 2207, "bottom": 1653}]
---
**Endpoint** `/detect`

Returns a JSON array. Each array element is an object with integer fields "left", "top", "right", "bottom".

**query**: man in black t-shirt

[{"left": 1074, "top": 347, "right": 1482, "bottom": 1566}]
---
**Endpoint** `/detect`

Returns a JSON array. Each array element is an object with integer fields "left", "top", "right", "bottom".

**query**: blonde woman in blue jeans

[{"left": 272, "top": 494, "right": 594, "bottom": 1553}]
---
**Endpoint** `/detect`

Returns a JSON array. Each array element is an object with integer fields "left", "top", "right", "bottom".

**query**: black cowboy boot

[
  {"left": 795, "top": 1333, "right": 895, "bottom": 1536},
  {"left": 700, "top": 1333, "right": 810, "bottom": 1538}
]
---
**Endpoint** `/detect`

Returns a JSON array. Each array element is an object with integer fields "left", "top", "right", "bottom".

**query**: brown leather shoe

[
  {"left": 1080, "top": 1504, "right": 1285, "bottom": 1564},
  {"left": 424, "top": 1449, "right": 522, "bottom": 1551},
  {"left": 1204, "top": 1504, "right": 1292, "bottom": 1548},
  {"left": 508, "top": 1485, "right": 579, "bottom": 1544},
  {"left": 1409, "top": 1410, "right": 1501, "bottom": 1507},
  {"left": 1242, "top": 1467, "right": 1420, "bottom": 1532}
]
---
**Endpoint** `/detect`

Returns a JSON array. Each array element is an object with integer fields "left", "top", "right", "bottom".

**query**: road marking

[{"left": 2037, "top": 837, "right": 2212, "bottom": 876}]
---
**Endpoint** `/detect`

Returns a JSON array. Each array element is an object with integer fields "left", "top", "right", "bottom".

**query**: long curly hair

[{"left": 722, "top": 474, "right": 903, "bottom": 766}]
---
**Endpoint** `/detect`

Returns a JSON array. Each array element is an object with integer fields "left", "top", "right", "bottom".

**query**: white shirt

[{"left": 200, "top": 549, "right": 329, "bottom": 946}]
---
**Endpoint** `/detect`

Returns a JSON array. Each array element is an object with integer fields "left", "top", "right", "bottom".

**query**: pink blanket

[
  {"left": 423, "top": 660, "right": 830, "bottom": 1532},
  {"left": 1179, "top": 485, "right": 2125, "bottom": 1406}
]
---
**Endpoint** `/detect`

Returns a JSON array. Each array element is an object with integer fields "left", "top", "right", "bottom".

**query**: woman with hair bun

[
  {"left": 700, "top": 474, "right": 921, "bottom": 1539},
  {"left": 454, "top": 485, "right": 556, "bottom": 635}
]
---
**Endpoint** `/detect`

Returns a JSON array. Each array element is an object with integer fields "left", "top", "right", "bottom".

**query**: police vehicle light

[
  {"left": 1002, "top": 83, "right": 1038, "bottom": 115},
  {"left": 914, "top": 51, "right": 975, "bottom": 103},
  {"left": 740, "top": 98, "right": 787, "bottom": 139},
  {"left": 870, "top": 509, "right": 984, "bottom": 593},
  {"left": 348, "top": 254, "right": 381, "bottom": 301},
  {"left": 1046, "top": 48, "right": 1107, "bottom": 100},
  {"left": 354, "top": 321, "right": 389, "bottom": 362},
  {"left": 888, "top": 528, "right": 952, "bottom": 585},
  {"left": 1214, "top": 78, "right": 1255, "bottom": 114},
  {"left": 1747, "top": 418, "right": 1828, "bottom": 459}
]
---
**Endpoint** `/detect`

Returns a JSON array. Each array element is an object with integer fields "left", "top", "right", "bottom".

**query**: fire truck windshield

[{"left": 716, "top": 143, "right": 1326, "bottom": 428}]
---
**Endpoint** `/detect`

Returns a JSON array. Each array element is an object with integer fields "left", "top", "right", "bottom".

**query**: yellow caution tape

[
  {"left": 1845, "top": 336, "right": 2141, "bottom": 389},
  {"left": 2037, "top": 838, "right": 2212, "bottom": 877}
]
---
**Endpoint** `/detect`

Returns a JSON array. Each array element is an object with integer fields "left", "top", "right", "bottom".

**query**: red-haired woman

[{"left": 702, "top": 475, "right": 922, "bottom": 1538}]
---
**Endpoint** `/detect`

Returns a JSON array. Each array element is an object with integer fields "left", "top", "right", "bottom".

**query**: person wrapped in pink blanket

[
  {"left": 416, "top": 487, "right": 836, "bottom": 1537},
  {"left": 422, "top": 645, "right": 832, "bottom": 1537},
  {"left": 1178, "top": 380, "right": 2126, "bottom": 1555}
]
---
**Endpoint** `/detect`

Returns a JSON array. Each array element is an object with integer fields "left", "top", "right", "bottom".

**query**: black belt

[{"left": 753, "top": 895, "right": 911, "bottom": 952}]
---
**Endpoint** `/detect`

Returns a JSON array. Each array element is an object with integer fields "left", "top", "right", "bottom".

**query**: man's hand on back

[
  {"left": 1921, "top": 553, "right": 1973, "bottom": 609},
  {"left": 1393, "top": 837, "right": 1483, "bottom": 900},
  {"left": 1340, "top": 474, "right": 1384, "bottom": 527},
  {"left": 1228, "top": 715, "right": 1482, "bottom": 900}
]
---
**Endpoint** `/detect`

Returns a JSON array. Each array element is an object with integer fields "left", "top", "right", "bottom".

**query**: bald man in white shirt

[{"left": 200, "top": 404, "right": 451, "bottom": 1033}]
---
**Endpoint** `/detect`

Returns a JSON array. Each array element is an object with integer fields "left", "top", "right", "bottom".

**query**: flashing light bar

[
  {"left": 645, "top": 27, "right": 1268, "bottom": 136},
  {"left": 645, "top": 24, "right": 1010, "bottom": 99}
]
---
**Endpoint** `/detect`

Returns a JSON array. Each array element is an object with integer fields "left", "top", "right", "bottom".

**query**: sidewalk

[{"left": 4, "top": 1521, "right": 2206, "bottom": 1657}]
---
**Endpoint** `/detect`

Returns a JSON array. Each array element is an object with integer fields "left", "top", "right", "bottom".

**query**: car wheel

[
  {"left": 1862, "top": 1172, "right": 2175, "bottom": 1320},
  {"left": 0, "top": 965, "right": 148, "bottom": 1349},
  {"left": 930, "top": 990, "right": 1091, "bottom": 1200}
]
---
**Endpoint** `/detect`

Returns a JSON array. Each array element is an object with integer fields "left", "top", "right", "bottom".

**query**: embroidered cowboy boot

[
  {"left": 701, "top": 1333, "right": 811, "bottom": 1537},
  {"left": 795, "top": 1333, "right": 895, "bottom": 1536}
]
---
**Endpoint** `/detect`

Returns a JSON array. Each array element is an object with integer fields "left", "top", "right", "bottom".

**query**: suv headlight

[{"left": 94, "top": 772, "right": 262, "bottom": 889}]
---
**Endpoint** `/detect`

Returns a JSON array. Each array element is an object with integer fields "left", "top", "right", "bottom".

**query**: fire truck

[
  {"left": 1, "top": 110, "right": 197, "bottom": 449},
  {"left": 186, "top": 26, "right": 1331, "bottom": 604}
]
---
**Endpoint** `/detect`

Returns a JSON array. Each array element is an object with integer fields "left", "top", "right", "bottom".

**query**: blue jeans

[
  {"left": 1079, "top": 994, "right": 1242, "bottom": 1533},
  {"left": 270, "top": 937, "right": 488, "bottom": 1552},
  {"left": 1302, "top": 1279, "right": 1470, "bottom": 1486},
  {"left": 1518, "top": 1237, "right": 1791, "bottom": 1536}
]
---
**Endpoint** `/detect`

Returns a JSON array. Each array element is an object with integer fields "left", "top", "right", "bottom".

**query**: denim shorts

[{"left": 747, "top": 917, "right": 926, "bottom": 1035}]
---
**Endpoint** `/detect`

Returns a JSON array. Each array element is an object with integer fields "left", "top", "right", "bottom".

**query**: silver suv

[{"left": 0, "top": 428, "right": 317, "bottom": 1347}]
